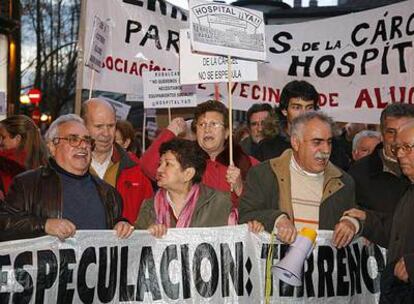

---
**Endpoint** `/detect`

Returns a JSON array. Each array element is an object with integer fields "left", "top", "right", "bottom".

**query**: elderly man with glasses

[
  {"left": 345, "top": 120, "right": 414, "bottom": 304},
  {"left": 0, "top": 114, "right": 134, "bottom": 241}
]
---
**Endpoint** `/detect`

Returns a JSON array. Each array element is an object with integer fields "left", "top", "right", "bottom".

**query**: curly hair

[
  {"left": 191, "top": 100, "right": 229, "bottom": 133},
  {"left": 159, "top": 138, "right": 208, "bottom": 184}
]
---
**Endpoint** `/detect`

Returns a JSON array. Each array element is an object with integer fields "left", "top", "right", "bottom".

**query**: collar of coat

[{"left": 269, "top": 149, "right": 344, "bottom": 219}]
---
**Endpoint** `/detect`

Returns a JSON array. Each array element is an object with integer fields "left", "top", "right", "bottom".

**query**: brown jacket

[
  {"left": 0, "top": 161, "right": 124, "bottom": 241},
  {"left": 239, "top": 149, "right": 356, "bottom": 232},
  {"left": 135, "top": 184, "right": 232, "bottom": 229}
]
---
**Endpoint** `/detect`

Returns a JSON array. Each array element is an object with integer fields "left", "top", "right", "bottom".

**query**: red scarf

[{"left": 154, "top": 184, "right": 200, "bottom": 228}]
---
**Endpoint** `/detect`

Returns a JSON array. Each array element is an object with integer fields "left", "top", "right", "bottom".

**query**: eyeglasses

[
  {"left": 52, "top": 135, "right": 95, "bottom": 148},
  {"left": 391, "top": 143, "right": 414, "bottom": 156},
  {"left": 197, "top": 121, "right": 225, "bottom": 130}
]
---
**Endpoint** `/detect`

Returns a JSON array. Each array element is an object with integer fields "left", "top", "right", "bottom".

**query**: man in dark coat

[
  {"left": 0, "top": 114, "right": 134, "bottom": 241},
  {"left": 239, "top": 103, "right": 272, "bottom": 157},
  {"left": 345, "top": 120, "right": 414, "bottom": 304},
  {"left": 348, "top": 104, "right": 414, "bottom": 215}
]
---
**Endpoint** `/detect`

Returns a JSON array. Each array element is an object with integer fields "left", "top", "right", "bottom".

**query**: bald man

[{"left": 81, "top": 98, "right": 153, "bottom": 223}]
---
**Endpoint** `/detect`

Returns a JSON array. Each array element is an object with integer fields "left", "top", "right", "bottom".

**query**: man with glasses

[
  {"left": 0, "top": 114, "right": 134, "bottom": 241},
  {"left": 240, "top": 111, "right": 359, "bottom": 248},
  {"left": 81, "top": 98, "right": 153, "bottom": 224},
  {"left": 348, "top": 103, "right": 414, "bottom": 215},
  {"left": 345, "top": 120, "right": 414, "bottom": 304},
  {"left": 239, "top": 103, "right": 272, "bottom": 157}
]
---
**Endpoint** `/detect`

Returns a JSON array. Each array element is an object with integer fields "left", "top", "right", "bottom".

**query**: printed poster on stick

[
  {"left": 189, "top": 0, "right": 266, "bottom": 61},
  {"left": 179, "top": 29, "right": 258, "bottom": 85},
  {"left": 85, "top": 16, "right": 109, "bottom": 73},
  {"left": 143, "top": 70, "right": 197, "bottom": 109}
]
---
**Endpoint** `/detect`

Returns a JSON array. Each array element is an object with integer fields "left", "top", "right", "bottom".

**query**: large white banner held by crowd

[
  {"left": 0, "top": 226, "right": 384, "bottom": 303},
  {"left": 255, "top": 0, "right": 414, "bottom": 123},
  {"left": 82, "top": 0, "right": 414, "bottom": 123}
]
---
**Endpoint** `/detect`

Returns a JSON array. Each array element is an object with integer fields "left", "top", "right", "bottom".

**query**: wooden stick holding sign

[
  {"left": 168, "top": 107, "right": 172, "bottom": 124},
  {"left": 88, "top": 69, "right": 95, "bottom": 100},
  {"left": 227, "top": 55, "right": 233, "bottom": 166},
  {"left": 142, "top": 110, "right": 147, "bottom": 153}
]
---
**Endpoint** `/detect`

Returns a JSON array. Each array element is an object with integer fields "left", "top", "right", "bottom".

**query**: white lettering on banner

[{"left": 0, "top": 226, "right": 385, "bottom": 303}]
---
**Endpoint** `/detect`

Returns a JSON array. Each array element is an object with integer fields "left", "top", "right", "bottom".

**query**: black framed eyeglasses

[
  {"left": 390, "top": 143, "right": 414, "bottom": 157},
  {"left": 52, "top": 135, "right": 95, "bottom": 148}
]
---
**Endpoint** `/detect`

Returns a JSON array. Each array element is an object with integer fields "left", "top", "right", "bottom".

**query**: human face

[
  {"left": 85, "top": 102, "right": 116, "bottom": 155},
  {"left": 382, "top": 116, "right": 413, "bottom": 160},
  {"left": 291, "top": 118, "right": 332, "bottom": 173},
  {"left": 48, "top": 121, "right": 93, "bottom": 175},
  {"left": 393, "top": 126, "right": 414, "bottom": 181},
  {"left": 196, "top": 111, "right": 229, "bottom": 159},
  {"left": 156, "top": 151, "right": 193, "bottom": 191},
  {"left": 352, "top": 136, "right": 380, "bottom": 161},
  {"left": 282, "top": 98, "right": 315, "bottom": 126},
  {"left": 0, "top": 126, "right": 21, "bottom": 150},
  {"left": 249, "top": 111, "right": 269, "bottom": 143},
  {"left": 115, "top": 129, "right": 131, "bottom": 150}
]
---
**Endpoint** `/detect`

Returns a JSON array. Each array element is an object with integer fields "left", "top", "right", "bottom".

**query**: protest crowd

[
  {"left": 1, "top": 79, "right": 414, "bottom": 303},
  {"left": 1, "top": 0, "right": 414, "bottom": 302}
]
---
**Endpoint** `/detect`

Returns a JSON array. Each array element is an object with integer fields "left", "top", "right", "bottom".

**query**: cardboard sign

[
  {"left": 189, "top": 0, "right": 266, "bottom": 61},
  {"left": 143, "top": 70, "right": 197, "bottom": 109},
  {"left": 85, "top": 16, "right": 110, "bottom": 72},
  {"left": 98, "top": 96, "right": 131, "bottom": 120},
  {"left": 179, "top": 29, "right": 258, "bottom": 84}
]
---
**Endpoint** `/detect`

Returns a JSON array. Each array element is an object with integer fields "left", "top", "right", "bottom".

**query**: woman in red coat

[{"left": 0, "top": 115, "right": 48, "bottom": 198}]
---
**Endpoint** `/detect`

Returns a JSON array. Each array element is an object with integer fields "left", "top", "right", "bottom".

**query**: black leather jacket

[{"left": 0, "top": 162, "right": 124, "bottom": 241}]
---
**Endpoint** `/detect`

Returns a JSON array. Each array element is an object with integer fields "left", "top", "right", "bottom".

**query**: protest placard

[
  {"left": 179, "top": 29, "right": 258, "bottom": 84},
  {"left": 143, "top": 70, "right": 197, "bottom": 109}
]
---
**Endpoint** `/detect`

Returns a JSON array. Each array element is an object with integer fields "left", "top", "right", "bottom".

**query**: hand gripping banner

[{"left": 0, "top": 225, "right": 385, "bottom": 303}]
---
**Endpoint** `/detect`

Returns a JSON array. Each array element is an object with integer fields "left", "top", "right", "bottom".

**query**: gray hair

[
  {"left": 44, "top": 114, "right": 85, "bottom": 142},
  {"left": 352, "top": 130, "right": 381, "bottom": 151},
  {"left": 291, "top": 111, "right": 335, "bottom": 139}
]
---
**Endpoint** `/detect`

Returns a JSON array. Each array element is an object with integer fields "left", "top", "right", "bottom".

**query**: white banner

[
  {"left": 82, "top": 0, "right": 188, "bottom": 98},
  {"left": 0, "top": 226, "right": 384, "bottom": 303},
  {"left": 241, "top": 0, "right": 414, "bottom": 123},
  {"left": 81, "top": 0, "right": 414, "bottom": 123}
]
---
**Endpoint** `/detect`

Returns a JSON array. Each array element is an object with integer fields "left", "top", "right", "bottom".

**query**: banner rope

[{"left": 265, "top": 232, "right": 275, "bottom": 303}]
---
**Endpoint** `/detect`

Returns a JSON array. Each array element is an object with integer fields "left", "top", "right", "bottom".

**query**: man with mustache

[
  {"left": 82, "top": 98, "right": 153, "bottom": 223},
  {"left": 254, "top": 80, "right": 350, "bottom": 170},
  {"left": 239, "top": 111, "right": 359, "bottom": 248},
  {"left": 0, "top": 114, "right": 133, "bottom": 241}
]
